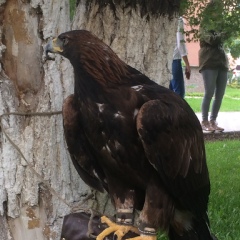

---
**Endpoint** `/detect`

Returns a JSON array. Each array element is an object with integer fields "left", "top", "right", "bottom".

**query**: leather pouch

[{"left": 60, "top": 211, "right": 139, "bottom": 240}]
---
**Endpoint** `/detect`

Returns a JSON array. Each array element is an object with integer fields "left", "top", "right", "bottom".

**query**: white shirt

[{"left": 173, "top": 17, "right": 188, "bottom": 60}]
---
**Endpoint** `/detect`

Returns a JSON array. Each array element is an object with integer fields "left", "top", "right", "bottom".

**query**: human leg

[
  {"left": 201, "top": 69, "right": 217, "bottom": 121},
  {"left": 209, "top": 70, "right": 228, "bottom": 132},
  {"left": 170, "top": 59, "right": 185, "bottom": 98},
  {"left": 201, "top": 69, "right": 218, "bottom": 132},
  {"left": 210, "top": 70, "right": 228, "bottom": 121}
]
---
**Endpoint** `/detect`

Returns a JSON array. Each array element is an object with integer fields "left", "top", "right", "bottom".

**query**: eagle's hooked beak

[{"left": 45, "top": 38, "right": 63, "bottom": 60}]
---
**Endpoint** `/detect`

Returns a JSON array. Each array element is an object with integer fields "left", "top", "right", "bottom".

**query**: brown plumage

[{"left": 46, "top": 30, "right": 216, "bottom": 240}]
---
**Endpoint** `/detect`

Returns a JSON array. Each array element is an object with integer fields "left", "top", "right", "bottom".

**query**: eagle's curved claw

[{"left": 96, "top": 216, "right": 140, "bottom": 240}]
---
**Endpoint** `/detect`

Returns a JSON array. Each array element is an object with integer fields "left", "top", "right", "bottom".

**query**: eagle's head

[
  {"left": 46, "top": 30, "right": 105, "bottom": 60},
  {"left": 46, "top": 30, "right": 129, "bottom": 85}
]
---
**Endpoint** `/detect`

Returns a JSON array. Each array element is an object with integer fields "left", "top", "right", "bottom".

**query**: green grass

[
  {"left": 185, "top": 86, "right": 240, "bottom": 112},
  {"left": 157, "top": 140, "right": 240, "bottom": 240},
  {"left": 206, "top": 140, "right": 240, "bottom": 240},
  {"left": 224, "top": 86, "right": 240, "bottom": 98}
]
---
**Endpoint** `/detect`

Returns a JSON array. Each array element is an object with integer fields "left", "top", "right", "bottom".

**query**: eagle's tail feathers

[{"left": 168, "top": 217, "right": 217, "bottom": 240}]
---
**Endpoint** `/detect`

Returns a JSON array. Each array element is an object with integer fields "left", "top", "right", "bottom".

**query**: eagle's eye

[{"left": 61, "top": 37, "right": 69, "bottom": 46}]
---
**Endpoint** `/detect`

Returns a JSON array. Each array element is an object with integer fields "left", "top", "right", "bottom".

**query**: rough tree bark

[
  {"left": 72, "top": 0, "right": 177, "bottom": 86},
  {"left": 0, "top": 0, "right": 177, "bottom": 239}
]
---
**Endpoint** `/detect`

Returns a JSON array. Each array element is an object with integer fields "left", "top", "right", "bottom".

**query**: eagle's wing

[
  {"left": 136, "top": 98, "right": 210, "bottom": 215},
  {"left": 62, "top": 95, "right": 107, "bottom": 192}
]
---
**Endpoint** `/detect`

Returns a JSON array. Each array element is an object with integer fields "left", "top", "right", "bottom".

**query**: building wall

[
  {"left": 187, "top": 41, "right": 200, "bottom": 67},
  {"left": 184, "top": 66, "right": 204, "bottom": 93}
]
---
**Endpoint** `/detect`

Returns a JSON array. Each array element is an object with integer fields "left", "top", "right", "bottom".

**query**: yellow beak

[{"left": 45, "top": 37, "right": 63, "bottom": 56}]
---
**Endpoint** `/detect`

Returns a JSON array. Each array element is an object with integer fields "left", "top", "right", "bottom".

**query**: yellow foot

[
  {"left": 96, "top": 216, "right": 140, "bottom": 240},
  {"left": 127, "top": 235, "right": 157, "bottom": 240}
]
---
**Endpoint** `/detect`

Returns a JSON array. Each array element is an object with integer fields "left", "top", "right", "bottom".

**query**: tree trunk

[
  {"left": 0, "top": 0, "right": 177, "bottom": 239},
  {"left": 0, "top": 1, "right": 92, "bottom": 239},
  {"left": 72, "top": 0, "right": 177, "bottom": 86}
]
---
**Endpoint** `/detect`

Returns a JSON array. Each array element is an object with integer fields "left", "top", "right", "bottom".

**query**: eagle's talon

[
  {"left": 114, "top": 232, "right": 123, "bottom": 240},
  {"left": 113, "top": 234, "right": 118, "bottom": 240},
  {"left": 101, "top": 215, "right": 115, "bottom": 225},
  {"left": 114, "top": 229, "right": 128, "bottom": 240},
  {"left": 96, "top": 216, "right": 139, "bottom": 240}
]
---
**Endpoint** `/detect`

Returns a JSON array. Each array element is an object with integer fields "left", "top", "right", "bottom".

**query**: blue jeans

[
  {"left": 169, "top": 59, "right": 185, "bottom": 98},
  {"left": 201, "top": 69, "right": 228, "bottom": 121}
]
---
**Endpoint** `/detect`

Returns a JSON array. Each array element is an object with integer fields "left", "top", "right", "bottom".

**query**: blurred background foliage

[{"left": 181, "top": 0, "right": 240, "bottom": 58}]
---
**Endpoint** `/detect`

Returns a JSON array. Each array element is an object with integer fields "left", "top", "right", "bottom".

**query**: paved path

[{"left": 195, "top": 112, "right": 240, "bottom": 132}]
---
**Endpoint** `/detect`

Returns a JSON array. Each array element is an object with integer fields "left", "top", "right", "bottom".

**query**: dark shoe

[
  {"left": 201, "top": 121, "right": 215, "bottom": 133},
  {"left": 210, "top": 120, "right": 224, "bottom": 132}
]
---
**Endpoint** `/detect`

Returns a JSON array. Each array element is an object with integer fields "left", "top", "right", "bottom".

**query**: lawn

[
  {"left": 185, "top": 86, "right": 240, "bottom": 112},
  {"left": 207, "top": 140, "right": 240, "bottom": 240},
  {"left": 157, "top": 140, "right": 240, "bottom": 240}
]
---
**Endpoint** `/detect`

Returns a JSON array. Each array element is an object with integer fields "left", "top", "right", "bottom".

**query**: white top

[{"left": 173, "top": 17, "right": 188, "bottom": 60}]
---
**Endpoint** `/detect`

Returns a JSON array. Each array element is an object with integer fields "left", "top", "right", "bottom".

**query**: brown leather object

[{"left": 60, "top": 211, "right": 139, "bottom": 240}]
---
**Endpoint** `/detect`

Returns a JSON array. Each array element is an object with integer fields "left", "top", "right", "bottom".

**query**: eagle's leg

[
  {"left": 126, "top": 176, "right": 175, "bottom": 240},
  {"left": 96, "top": 189, "right": 140, "bottom": 240},
  {"left": 124, "top": 220, "right": 157, "bottom": 240}
]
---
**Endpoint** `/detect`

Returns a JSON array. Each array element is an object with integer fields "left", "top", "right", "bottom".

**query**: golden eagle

[{"left": 46, "top": 30, "right": 216, "bottom": 240}]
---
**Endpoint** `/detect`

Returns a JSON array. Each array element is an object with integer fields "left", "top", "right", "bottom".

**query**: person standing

[
  {"left": 170, "top": 17, "right": 191, "bottom": 98},
  {"left": 199, "top": 1, "right": 229, "bottom": 133}
]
